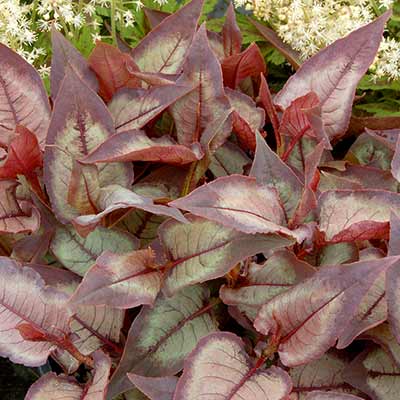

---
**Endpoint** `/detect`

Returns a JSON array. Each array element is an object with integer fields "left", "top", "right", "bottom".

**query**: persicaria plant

[{"left": 0, "top": 1, "right": 399, "bottom": 399}]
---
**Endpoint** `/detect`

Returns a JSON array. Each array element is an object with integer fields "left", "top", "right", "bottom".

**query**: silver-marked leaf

[
  {"left": 385, "top": 260, "right": 400, "bottom": 346},
  {"left": 289, "top": 353, "right": 355, "bottom": 400},
  {"left": 73, "top": 184, "right": 187, "bottom": 236},
  {"left": 318, "top": 190, "right": 400, "bottom": 243},
  {"left": 25, "top": 350, "right": 111, "bottom": 399},
  {"left": 159, "top": 214, "right": 294, "bottom": 296},
  {"left": 0, "top": 44, "right": 50, "bottom": 146},
  {"left": 254, "top": 257, "right": 399, "bottom": 367},
  {"left": 220, "top": 249, "right": 315, "bottom": 320},
  {"left": 70, "top": 248, "right": 161, "bottom": 308},
  {"left": 305, "top": 393, "right": 365, "bottom": 400},
  {"left": 0, "top": 180, "right": 40, "bottom": 234},
  {"left": 274, "top": 11, "right": 391, "bottom": 141},
  {"left": 50, "top": 224, "right": 138, "bottom": 276},
  {"left": 318, "top": 243, "right": 359, "bottom": 266},
  {"left": 170, "top": 24, "right": 232, "bottom": 152},
  {"left": 109, "top": 84, "right": 193, "bottom": 133},
  {"left": 344, "top": 348, "right": 400, "bottom": 400},
  {"left": 0, "top": 257, "right": 70, "bottom": 367},
  {"left": 250, "top": 132, "right": 303, "bottom": 221},
  {"left": 389, "top": 211, "right": 400, "bottom": 256},
  {"left": 131, "top": 0, "right": 204, "bottom": 73},
  {"left": 82, "top": 129, "right": 203, "bottom": 165},
  {"left": 174, "top": 332, "right": 292, "bottom": 400},
  {"left": 107, "top": 285, "right": 218, "bottom": 398},
  {"left": 170, "top": 175, "right": 294, "bottom": 236},
  {"left": 51, "top": 27, "right": 98, "bottom": 99},
  {"left": 44, "top": 70, "right": 132, "bottom": 223},
  {"left": 127, "top": 374, "right": 177, "bottom": 400}
]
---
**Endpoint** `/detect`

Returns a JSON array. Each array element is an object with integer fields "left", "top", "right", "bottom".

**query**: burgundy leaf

[
  {"left": 0, "top": 44, "right": 50, "bottom": 147},
  {"left": 88, "top": 41, "right": 141, "bottom": 102},
  {"left": 70, "top": 248, "right": 161, "bottom": 309},
  {"left": 389, "top": 211, "right": 400, "bottom": 256},
  {"left": 127, "top": 373, "right": 178, "bottom": 400},
  {"left": 274, "top": 12, "right": 391, "bottom": 141},
  {"left": 222, "top": 3, "right": 242, "bottom": 57},
  {"left": 82, "top": 129, "right": 203, "bottom": 165},
  {"left": 51, "top": 27, "right": 98, "bottom": 99},
  {"left": 170, "top": 24, "right": 232, "bottom": 152},
  {"left": 131, "top": 0, "right": 204, "bottom": 74},
  {"left": 174, "top": 332, "right": 292, "bottom": 400},
  {"left": 143, "top": 7, "right": 170, "bottom": 29}
]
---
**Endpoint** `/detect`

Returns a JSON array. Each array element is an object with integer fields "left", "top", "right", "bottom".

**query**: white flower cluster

[{"left": 236, "top": 0, "right": 400, "bottom": 81}]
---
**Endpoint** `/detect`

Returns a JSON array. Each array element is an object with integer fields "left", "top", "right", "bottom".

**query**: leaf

[
  {"left": 44, "top": 70, "right": 132, "bottom": 223},
  {"left": 254, "top": 257, "right": 399, "bottom": 366},
  {"left": 209, "top": 141, "right": 251, "bottom": 177},
  {"left": 220, "top": 249, "right": 315, "bottom": 320},
  {"left": 0, "top": 257, "right": 70, "bottom": 367},
  {"left": 70, "top": 248, "right": 161, "bottom": 309},
  {"left": 0, "top": 44, "right": 50, "bottom": 147},
  {"left": 131, "top": 0, "right": 204, "bottom": 74},
  {"left": 222, "top": 3, "right": 242, "bottom": 57},
  {"left": 289, "top": 353, "right": 355, "bottom": 400},
  {"left": 174, "top": 332, "right": 292, "bottom": 400},
  {"left": 50, "top": 224, "right": 138, "bottom": 276},
  {"left": 344, "top": 348, "right": 400, "bottom": 400},
  {"left": 305, "top": 393, "right": 365, "bottom": 400},
  {"left": 250, "top": 132, "right": 303, "bottom": 221},
  {"left": 72, "top": 184, "right": 187, "bottom": 236},
  {"left": 82, "top": 129, "right": 203, "bottom": 165},
  {"left": 248, "top": 17, "right": 302, "bottom": 69},
  {"left": 107, "top": 285, "right": 218, "bottom": 398},
  {"left": 127, "top": 374, "right": 178, "bottom": 400},
  {"left": 389, "top": 212, "right": 400, "bottom": 256},
  {"left": 25, "top": 350, "right": 111, "bottom": 399},
  {"left": 170, "top": 24, "right": 232, "bottom": 152},
  {"left": 274, "top": 12, "right": 391, "bottom": 141},
  {"left": 318, "top": 190, "right": 400, "bottom": 243},
  {"left": 226, "top": 88, "right": 265, "bottom": 151},
  {"left": 88, "top": 41, "right": 141, "bottom": 102},
  {"left": 158, "top": 214, "right": 293, "bottom": 296},
  {"left": 170, "top": 175, "right": 294, "bottom": 236},
  {"left": 0, "top": 180, "right": 40, "bottom": 234},
  {"left": 109, "top": 84, "right": 193, "bottom": 133},
  {"left": 222, "top": 42, "right": 266, "bottom": 89},
  {"left": 50, "top": 27, "right": 98, "bottom": 99}
]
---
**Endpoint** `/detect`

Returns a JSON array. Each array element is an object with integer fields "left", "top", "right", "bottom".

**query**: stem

[
  {"left": 59, "top": 337, "right": 94, "bottom": 368},
  {"left": 31, "top": 0, "right": 39, "bottom": 25},
  {"left": 111, "top": 0, "right": 118, "bottom": 46}
]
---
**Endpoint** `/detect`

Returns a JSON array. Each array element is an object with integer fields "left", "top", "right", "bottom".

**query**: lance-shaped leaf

[
  {"left": 254, "top": 257, "right": 399, "bottom": 367},
  {"left": 274, "top": 12, "right": 391, "bottom": 140},
  {"left": 70, "top": 248, "right": 161, "bottom": 309},
  {"left": 220, "top": 250, "right": 315, "bottom": 320},
  {"left": 222, "top": 3, "right": 242, "bottom": 57},
  {"left": 305, "top": 393, "right": 365, "bottom": 400},
  {"left": 289, "top": 353, "right": 355, "bottom": 400},
  {"left": 170, "top": 24, "right": 232, "bottom": 152},
  {"left": 51, "top": 27, "right": 98, "bottom": 99},
  {"left": 0, "top": 257, "right": 70, "bottom": 367},
  {"left": 170, "top": 175, "right": 294, "bottom": 236},
  {"left": 250, "top": 132, "right": 303, "bottom": 221},
  {"left": 385, "top": 258, "right": 400, "bottom": 345},
  {"left": 226, "top": 88, "right": 265, "bottom": 151},
  {"left": 222, "top": 42, "right": 266, "bottom": 89},
  {"left": 82, "top": 129, "right": 203, "bottom": 165},
  {"left": 88, "top": 41, "right": 141, "bottom": 102},
  {"left": 159, "top": 214, "right": 294, "bottom": 296},
  {"left": 107, "top": 285, "right": 218, "bottom": 398},
  {"left": 25, "top": 350, "right": 111, "bottom": 399},
  {"left": 209, "top": 141, "right": 251, "bottom": 178},
  {"left": 318, "top": 189, "right": 400, "bottom": 243},
  {"left": 0, "top": 126, "right": 42, "bottom": 179},
  {"left": 0, "top": 44, "right": 50, "bottom": 147},
  {"left": 131, "top": 0, "right": 204, "bottom": 73},
  {"left": 44, "top": 70, "right": 132, "bottom": 223},
  {"left": 109, "top": 84, "right": 193, "bottom": 133},
  {"left": 127, "top": 374, "right": 178, "bottom": 400},
  {"left": 0, "top": 180, "right": 40, "bottom": 234},
  {"left": 73, "top": 184, "right": 187, "bottom": 236},
  {"left": 344, "top": 348, "right": 400, "bottom": 400},
  {"left": 50, "top": 224, "right": 138, "bottom": 276},
  {"left": 174, "top": 332, "right": 292, "bottom": 400}
]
